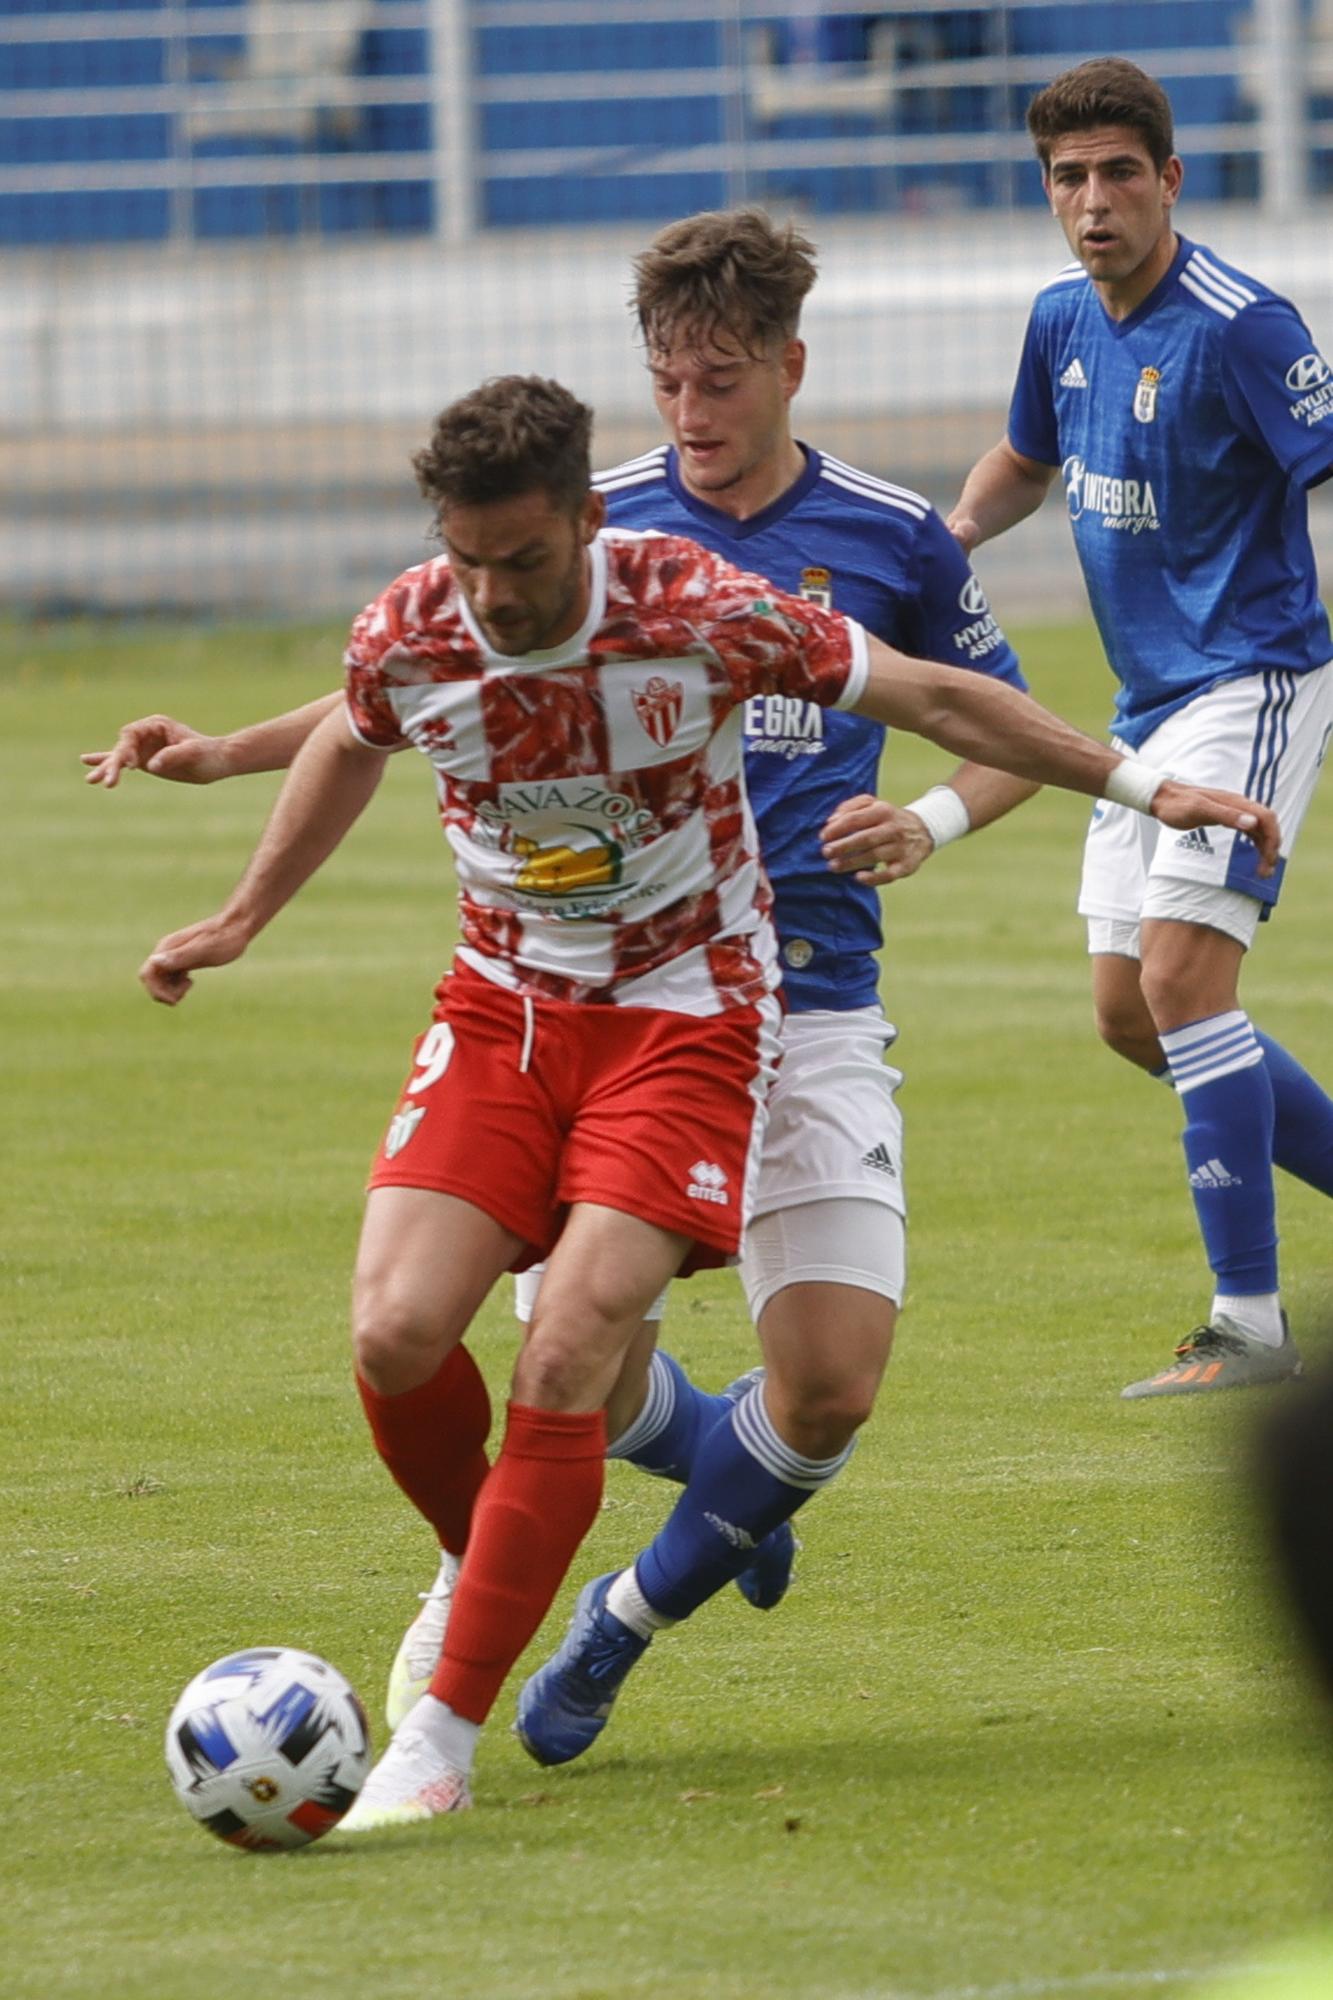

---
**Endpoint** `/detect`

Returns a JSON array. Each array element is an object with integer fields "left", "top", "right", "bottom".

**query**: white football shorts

[
  {"left": 1081, "top": 660, "right": 1333, "bottom": 957},
  {"left": 739, "top": 1005, "right": 905, "bottom": 1320},
  {"left": 514, "top": 1004, "right": 907, "bottom": 1325}
]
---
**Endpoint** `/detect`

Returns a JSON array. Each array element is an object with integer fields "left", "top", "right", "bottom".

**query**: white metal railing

[{"left": 0, "top": 0, "right": 1328, "bottom": 234}]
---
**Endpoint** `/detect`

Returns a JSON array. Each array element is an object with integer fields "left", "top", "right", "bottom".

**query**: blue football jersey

[
  {"left": 597, "top": 443, "right": 1025, "bottom": 1011},
  {"left": 1009, "top": 234, "right": 1333, "bottom": 748}
]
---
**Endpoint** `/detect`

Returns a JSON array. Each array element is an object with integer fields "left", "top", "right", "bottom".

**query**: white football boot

[
  {"left": 338, "top": 1695, "right": 473, "bottom": 1832},
  {"left": 385, "top": 1550, "right": 460, "bottom": 1733}
]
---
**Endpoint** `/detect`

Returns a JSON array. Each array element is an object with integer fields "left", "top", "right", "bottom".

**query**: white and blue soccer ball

[{"left": 165, "top": 1646, "right": 371, "bottom": 1852}]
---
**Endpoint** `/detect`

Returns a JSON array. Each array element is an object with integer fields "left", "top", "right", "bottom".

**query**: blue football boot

[
  {"left": 514, "top": 1572, "right": 649, "bottom": 1766},
  {"left": 733, "top": 1518, "right": 798, "bottom": 1610}
]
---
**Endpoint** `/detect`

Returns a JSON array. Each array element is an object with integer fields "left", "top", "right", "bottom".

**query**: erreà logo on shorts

[
  {"left": 384, "top": 1104, "right": 426, "bottom": 1159},
  {"left": 1063, "top": 456, "right": 1160, "bottom": 533},
  {"left": 687, "top": 1160, "right": 729, "bottom": 1205}
]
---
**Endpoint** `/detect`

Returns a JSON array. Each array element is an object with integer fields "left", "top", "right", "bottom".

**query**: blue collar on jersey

[
  {"left": 1094, "top": 232, "right": 1193, "bottom": 341},
  {"left": 663, "top": 441, "right": 825, "bottom": 540}
]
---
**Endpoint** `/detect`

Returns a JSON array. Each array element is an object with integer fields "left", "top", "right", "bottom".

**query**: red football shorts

[{"left": 368, "top": 962, "right": 781, "bottom": 1272}]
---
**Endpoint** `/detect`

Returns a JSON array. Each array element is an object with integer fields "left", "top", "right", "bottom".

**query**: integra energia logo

[{"left": 1063, "top": 456, "right": 1160, "bottom": 533}]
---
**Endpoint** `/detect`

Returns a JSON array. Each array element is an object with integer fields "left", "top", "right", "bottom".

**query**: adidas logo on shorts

[
  {"left": 1176, "top": 827, "right": 1214, "bottom": 854},
  {"left": 860, "top": 1142, "right": 898, "bottom": 1177}
]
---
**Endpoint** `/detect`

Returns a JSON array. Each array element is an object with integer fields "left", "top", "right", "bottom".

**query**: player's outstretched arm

[
  {"left": 82, "top": 692, "right": 341, "bottom": 788},
  {"left": 946, "top": 438, "right": 1056, "bottom": 553},
  {"left": 849, "top": 642, "right": 1280, "bottom": 871},
  {"left": 140, "top": 707, "right": 387, "bottom": 1006},
  {"left": 821, "top": 768, "right": 1041, "bottom": 885}
]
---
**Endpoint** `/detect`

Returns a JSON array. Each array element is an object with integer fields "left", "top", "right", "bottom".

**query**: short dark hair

[
  {"left": 632, "top": 207, "right": 818, "bottom": 359},
  {"left": 412, "top": 375, "right": 593, "bottom": 515},
  {"left": 1026, "top": 58, "right": 1175, "bottom": 173}
]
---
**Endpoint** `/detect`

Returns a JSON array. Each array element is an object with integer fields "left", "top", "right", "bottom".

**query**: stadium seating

[{"left": 0, "top": 0, "right": 1281, "bottom": 243}]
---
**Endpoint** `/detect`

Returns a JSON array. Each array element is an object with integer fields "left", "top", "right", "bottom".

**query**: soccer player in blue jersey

[
  {"left": 514, "top": 209, "right": 1048, "bottom": 1760},
  {"left": 949, "top": 58, "right": 1333, "bottom": 1400}
]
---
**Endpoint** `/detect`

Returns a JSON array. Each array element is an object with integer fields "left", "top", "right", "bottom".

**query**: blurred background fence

[{"left": 3, "top": 0, "right": 1331, "bottom": 620}]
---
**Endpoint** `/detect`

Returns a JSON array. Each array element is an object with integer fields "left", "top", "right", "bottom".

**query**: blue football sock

[
  {"left": 634, "top": 1384, "right": 852, "bottom": 1621},
  {"left": 1153, "top": 1033, "right": 1333, "bottom": 1196},
  {"left": 1255, "top": 1031, "right": 1333, "bottom": 1198},
  {"left": 606, "top": 1350, "right": 733, "bottom": 1484},
  {"left": 1159, "top": 1011, "right": 1278, "bottom": 1296}
]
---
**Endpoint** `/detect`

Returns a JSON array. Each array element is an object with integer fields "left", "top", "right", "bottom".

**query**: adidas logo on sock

[
  {"left": 861, "top": 1142, "right": 898, "bottom": 1177},
  {"left": 703, "top": 1512, "right": 757, "bottom": 1551},
  {"left": 1175, "top": 826, "right": 1214, "bottom": 854},
  {"left": 1189, "top": 1156, "right": 1243, "bottom": 1189},
  {"left": 1059, "top": 357, "right": 1089, "bottom": 388}
]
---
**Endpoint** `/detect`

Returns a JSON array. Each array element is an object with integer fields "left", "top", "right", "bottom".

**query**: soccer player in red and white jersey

[{"left": 136, "top": 375, "right": 1274, "bottom": 1828}]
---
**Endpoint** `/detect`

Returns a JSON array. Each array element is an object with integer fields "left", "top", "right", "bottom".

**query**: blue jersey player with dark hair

[{"left": 951, "top": 58, "right": 1333, "bottom": 1399}]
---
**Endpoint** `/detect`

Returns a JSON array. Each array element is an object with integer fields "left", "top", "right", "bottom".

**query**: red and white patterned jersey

[{"left": 344, "top": 528, "right": 868, "bottom": 1012}]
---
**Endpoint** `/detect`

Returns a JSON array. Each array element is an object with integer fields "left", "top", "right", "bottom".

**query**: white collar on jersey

[{"left": 455, "top": 533, "right": 610, "bottom": 669}]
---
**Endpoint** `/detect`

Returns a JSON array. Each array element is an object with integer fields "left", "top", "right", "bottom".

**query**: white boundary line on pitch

[{"left": 832, "top": 1968, "right": 1274, "bottom": 2000}]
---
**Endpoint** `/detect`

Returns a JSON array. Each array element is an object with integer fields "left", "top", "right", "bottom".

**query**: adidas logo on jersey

[
  {"left": 687, "top": 1160, "right": 729, "bottom": 1205},
  {"left": 1176, "top": 827, "right": 1214, "bottom": 855},
  {"left": 861, "top": 1143, "right": 898, "bottom": 1178},
  {"left": 1059, "top": 357, "right": 1089, "bottom": 388},
  {"left": 1189, "top": 1156, "right": 1243, "bottom": 1189}
]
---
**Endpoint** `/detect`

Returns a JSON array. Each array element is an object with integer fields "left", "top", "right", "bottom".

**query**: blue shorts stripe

[
  {"left": 1243, "top": 670, "right": 1294, "bottom": 802},
  {"left": 1265, "top": 671, "right": 1297, "bottom": 804},
  {"left": 1242, "top": 674, "right": 1275, "bottom": 798}
]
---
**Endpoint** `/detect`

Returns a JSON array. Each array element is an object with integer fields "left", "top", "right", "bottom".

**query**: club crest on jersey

[
  {"left": 799, "top": 565, "right": 833, "bottom": 610},
  {"left": 632, "top": 675, "right": 684, "bottom": 748},
  {"left": 1133, "top": 366, "right": 1161, "bottom": 424}
]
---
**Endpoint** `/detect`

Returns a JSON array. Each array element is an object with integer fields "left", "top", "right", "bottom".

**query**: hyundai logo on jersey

[{"left": 1284, "top": 352, "right": 1331, "bottom": 395}]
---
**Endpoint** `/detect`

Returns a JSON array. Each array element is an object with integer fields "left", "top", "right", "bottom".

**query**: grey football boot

[{"left": 1121, "top": 1313, "right": 1302, "bottom": 1400}]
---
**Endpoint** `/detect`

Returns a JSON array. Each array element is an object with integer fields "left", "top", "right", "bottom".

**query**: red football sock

[
  {"left": 431, "top": 1402, "right": 606, "bottom": 1724},
  {"left": 355, "top": 1344, "right": 492, "bottom": 1556}
]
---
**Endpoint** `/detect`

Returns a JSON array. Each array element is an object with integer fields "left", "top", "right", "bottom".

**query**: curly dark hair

[
  {"left": 412, "top": 376, "right": 594, "bottom": 515},
  {"left": 1026, "top": 58, "right": 1175, "bottom": 173},
  {"left": 632, "top": 207, "right": 818, "bottom": 359}
]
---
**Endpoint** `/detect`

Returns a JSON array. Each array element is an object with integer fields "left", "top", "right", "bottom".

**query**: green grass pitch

[{"left": 3, "top": 617, "right": 1332, "bottom": 2000}]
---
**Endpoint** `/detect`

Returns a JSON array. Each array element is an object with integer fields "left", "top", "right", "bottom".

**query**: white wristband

[
  {"left": 1104, "top": 757, "right": 1167, "bottom": 814},
  {"left": 904, "top": 785, "right": 971, "bottom": 850}
]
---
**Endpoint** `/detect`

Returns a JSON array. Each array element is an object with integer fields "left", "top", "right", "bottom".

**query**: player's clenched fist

[{"left": 140, "top": 913, "right": 252, "bottom": 1006}]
